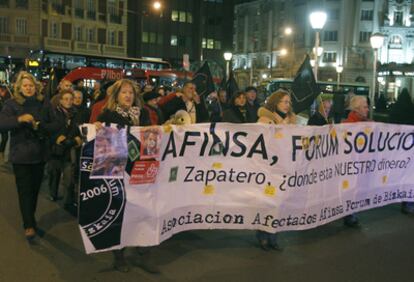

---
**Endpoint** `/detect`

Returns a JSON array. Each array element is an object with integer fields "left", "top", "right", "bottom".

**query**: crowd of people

[{"left": 0, "top": 71, "right": 413, "bottom": 273}]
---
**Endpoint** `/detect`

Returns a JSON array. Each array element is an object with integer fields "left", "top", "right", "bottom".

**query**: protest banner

[{"left": 78, "top": 122, "right": 414, "bottom": 253}]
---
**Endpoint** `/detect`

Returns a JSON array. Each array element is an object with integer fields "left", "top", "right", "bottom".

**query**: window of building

[
  {"left": 142, "top": 32, "right": 149, "bottom": 43},
  {"left": 394, "top": 11, "right": 403, "bottom": 25},
  {"left": 202, "top": 38, "right": 207, "bottom": 48},
  {"left": 389, "top": 35, "right": 402, "bottom": 49},
  {"left": 171, "top": 35, "right": 177, "bottom": 46},
  {"left": 15, "top": 0, "right": 28, "bottom": 8},
  {"left": 179, "top": 11, "right": 186, "bottom": 22},
  {"left": 87, "top": 0, "right": 95, "bottom": 11},
  {"left": 51, "top": 22, "right": 59, "bottom": 38},
  {"left": 171, "top": 10, "right": 179, "bottom": 21},
  {"left": 329, "top": 9, "right": 339, "bottom": 20},
  {"left": 16, "top": 18, "right": 27, "bottom": 35},
  {"left": 359, "top": 31, "right": 371, "bottom": 43},
  {"left": 215, "top": 40, "right": 221, "bottom": 50},
  {"left": 108, "top": 0, "right": 116, "bottom": 15},
  {"left": 323, "top": 51, "right": 337, "bottom": 63},
  {"left": 74, "top": 26, "right": 82, "bottom": 41},
  {"left": 109, "top": 30, "right": 116, "bottom": 45},
  {"left": 87, "top": 28, "right": 95, "bottom": 42},
  {"left": 361, "top": 10, "right": 373, "bottom": 21},
  {"left": 0, "top": 0, "right": 9, "bottom": 8},
  {"left": 187, "top": 12, "right": 193, "bottom": 23},
  {"left": 118, "top": 31, "right": 123, "bottom": 46},
  {"left": 207, "top": 39, "right": 214, "bottom": 49},
  {"left": 323, "top": 30, "right": 338, "bottom": 41},
  {"left": 0, "top": 17, "right": 8, "bottom": 33}
]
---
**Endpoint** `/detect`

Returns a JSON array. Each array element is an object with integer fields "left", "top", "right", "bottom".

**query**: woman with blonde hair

[
  {"left": 0, "top": 71, "right": 50, "bottom": 241},
  {"left": 256, "top": 89, "right": 296, "bottom": 251},
  {"left": 96, "top": 79, "right": 158, "bottom": 274}
]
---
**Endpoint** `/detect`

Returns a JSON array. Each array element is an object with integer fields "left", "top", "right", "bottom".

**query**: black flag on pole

[
  {"left": 191, "top": 61, "right": 215, "bottom": 97},
  {"left": 291, "top": 55, "right": 320, "bottom": 113},
  {"left": 225, "top": 71, "right": 239, "bottom": 98}
]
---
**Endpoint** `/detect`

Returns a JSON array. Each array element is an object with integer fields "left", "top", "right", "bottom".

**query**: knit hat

[{"left": 143, "top": 90, "right": 161, "bottom": 102}]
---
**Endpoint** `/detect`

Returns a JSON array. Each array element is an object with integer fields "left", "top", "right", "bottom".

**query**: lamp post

[
  {"left": 370, "top": 32, "right": 385, "bottom": 119},
  {"left": 309, "top": 11, "right": 327, "bottom": 81},
  {"left": 140, "top": 1, "right": 163, "bottom": 56},
  {"left": 336, "top": 65, "right": 343, "bottom": 90},
  {"left": 223, "top": 52, "right": 233, "bottom": 81}
]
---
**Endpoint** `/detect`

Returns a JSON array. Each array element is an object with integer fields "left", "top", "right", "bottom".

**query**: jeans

[
  {"left": 48, "top": 157, "right": 75, "bottom": 206},
  {"left": 13, "top": 163, "right": 45, "bottom": 229},
  {"left": 256, "top": 230, "right": 278, "bottom": 245}
]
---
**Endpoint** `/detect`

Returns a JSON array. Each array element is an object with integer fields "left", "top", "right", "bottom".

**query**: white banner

[{"left": 78, "top": 122, "right": 414, "bottom": 253}]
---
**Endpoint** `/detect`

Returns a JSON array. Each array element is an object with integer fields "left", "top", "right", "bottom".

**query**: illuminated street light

[
  {"left": 284, "top": 27, "right": 293, "bottom": 36},
  {"left": 309, "top": 11, "right": 327, "bottom": 80},
  {"left": 224, "top": 52, "right": 233, "bottom": 80},
  {"left": 336, "top": 64, "right": 343, "bottom": 89},
  {"left": 280, "top": 48, "right": 288, "bottom": 56},
  {"left": 370, "top": 32, "right": 385, "bottom": 119},
  {"left": 153, "top": 1, "right": 161, "bottom": 10}
]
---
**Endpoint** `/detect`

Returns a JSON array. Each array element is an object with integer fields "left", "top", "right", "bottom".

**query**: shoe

[
  {"left": 344, "top": 215, "right": 360, "bottom": 228},
  {"left": 113, "top": 250, "right": 130, "bottom": 273},
  {"left": 36, "top": 227, "right": 45, "bottom": 237},
  {"left": 269, "top": 241, "right": 283, "bottom": 251},
  {"left": 25, "top": 228, "right": 36, "bottom": 241},
  {"left": 132, "top": 248, "right": 160, "bottom": 274},
  {"left": 114, "top": 259, "right": 130, "bottom": 273},
  {"left": 48, "top": 196, "right": 57, "bottom": 202},
  {"left": 401, "top": 202, "right": 414, "bottom": 214},
  {"left": 258, "top": 239, "right": 270, "bottom": 251}
]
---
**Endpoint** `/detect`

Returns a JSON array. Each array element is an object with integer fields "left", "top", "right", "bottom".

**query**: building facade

[
  {"left": 0, "top": 0, "right": 127, "bottom": 77},
  {"left": 127, "top": 0, "right": 248, "bottom": 78},
  {"left": 232, "top": 0, "right": 414, "bottom": 97}
]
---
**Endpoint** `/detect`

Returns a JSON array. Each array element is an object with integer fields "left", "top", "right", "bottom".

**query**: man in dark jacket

[
  {"left": 245, "top": 86, "right": 260, "bottom": 123},
  {"left": 158, "top": 81, "right": 209, "bottom": 123}
]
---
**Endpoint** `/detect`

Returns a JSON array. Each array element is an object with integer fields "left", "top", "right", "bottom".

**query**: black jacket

[
  {"left": 222, "top": 106, "right": 247, "bottom": 124},
  {"left": 308, "top": 112, "right": 329, "bottom": 126},
  {"left": 246, "top": 101, "right": 260, "bottom": 123},
  {"left": 159, "top": 94, "right": 209, "bottom": 123},
  {"left": 98, "top": 109, "right": 135, "bottom": 126},
  {"left": 0, "top": 98, "right": 52, "bottom": 164}
]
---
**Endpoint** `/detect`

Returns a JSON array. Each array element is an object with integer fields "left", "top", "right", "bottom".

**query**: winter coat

[
  {"left": 140, "top": 104, "right": 164, "bottom": 126},
  {"left": 246, "top": 101, "right": 260, "bottom": 123},
  {"left": 158, "top": 93, "right": 209, "bottom": 123},
  {"left": 0, "top": 98, "right": 51, "bottom": 164},
  {"left": 257, "top": 107, "right": 296, "bottom": 125},
  {"left": 308, "top": 111, "right": 329, "bottom": 126},
  {"left": 222, "top": 106, "right": 247, "bottom": 124}
]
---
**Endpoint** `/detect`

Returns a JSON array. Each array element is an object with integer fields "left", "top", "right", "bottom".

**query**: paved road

[{"left": 0, "top": 161, "right": 413, "bottom": 282}]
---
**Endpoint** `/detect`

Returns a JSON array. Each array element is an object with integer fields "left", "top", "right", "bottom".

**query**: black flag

[
  {"left": 225, "top": 71, "right": 239, "bottom": 98},
  {"left": 191, "top": 61, "right": 215, "bottom": 97},
  {"left": 291, "top": 55, "right": 320, "bottom": 113}
]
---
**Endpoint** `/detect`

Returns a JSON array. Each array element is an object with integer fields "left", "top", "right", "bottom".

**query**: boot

[
  {"left": 133, "top": 247, "right": 160, "bottom": 274},
  {"left": 113, "top": 249, "right": 129, "bottom": 273}
]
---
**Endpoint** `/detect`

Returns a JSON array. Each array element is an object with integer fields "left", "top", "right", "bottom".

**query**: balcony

[
  {"left": 0, "top": 34, "right": 37, "bottom": 46},
  {"left": 73, "top": 41, "right": 101, "bottom": 54},
  {"left": 102, "top": 44, "right": 126, "bottom": 57},
  {"left": 44, "top": 37, "right": 71, "bottom": 52}
]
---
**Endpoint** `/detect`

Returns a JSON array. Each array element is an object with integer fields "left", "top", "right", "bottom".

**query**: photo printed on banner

[
  {"left": 91, "top": 126, "right": 128, "bottom": 179},
  {"left": 140, "top": 127, "right": 162, "bottom": 160}
]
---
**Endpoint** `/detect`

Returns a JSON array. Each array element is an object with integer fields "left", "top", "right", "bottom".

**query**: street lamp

[
  {"left": 153, "top": 1, "right": 161, "bottom": 10},
  {"left": 370, "top": 32, "right": 385, "bottom": 119},
  {"left": 309, "top": 11, "right": 327, "bottom": 81},
  {"left": 284, "top": 27, "right": 293, "bottom": 36},
  {"left": 336, "top": 65, "right": 343, "bottom": 89},
  {"left": 280, "top": 48, "right": 288, "bottom": 56},
  {"left": 223, "top": 52, "right": 233, "bottom": 81}
]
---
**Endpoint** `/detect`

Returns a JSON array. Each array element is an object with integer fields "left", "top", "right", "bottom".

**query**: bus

[
  {"left": 265, "top": 79, "right": 370, "bottom": 98},
  {"left": 27, "top": 49, "right": 172, "bottom": 80}
]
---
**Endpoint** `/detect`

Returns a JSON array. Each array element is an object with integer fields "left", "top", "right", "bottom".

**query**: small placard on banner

[{"left": 130, "top": 161, "right": 160, "bottom": 185}]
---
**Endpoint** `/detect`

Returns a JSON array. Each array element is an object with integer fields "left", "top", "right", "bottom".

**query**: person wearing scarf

[
  {"left": 256, "top": 89, "right": 296, "bottom": 251},
  {"left": 96, "top": 79, "right": 159, "bottom": 274},
  {"left": 222, "top": 91, "right": 248, "bottom": 123},
  {"left": 0, "top": 72, "right": 52, "bottom": 241},
  {"left": 46, "top": 90, "right": 82, "bottom": 216}
]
